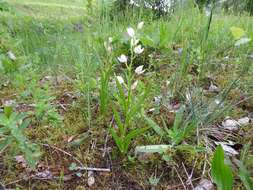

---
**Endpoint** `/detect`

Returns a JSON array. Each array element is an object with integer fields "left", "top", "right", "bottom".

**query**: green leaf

[
  {"left": 238, "top": 161, "right": 253, "bottom": 190},
  {"left": 0, "top": 138, "right": 12, "bottom": 152},
  {"left": 211, "top": 145, "right": 233, "bottom": 190},
  {"left": 127, "top": 87, "right": 150, "bottom": 123},
  {"left": 4, "top": 106, "right": 13, "bottom": 118},
  {"left": 230, "top": 27, "right": 246, "bottom": 40},
  {"left": 143, "top": 115, "right": 165, "bottom": 137},
  {"left": 135, "top": 144, "right": 170, "bottom": 156},
  {"left": 124, "top": 127, "right": 149, "bottom": 153},
  {"left": 69, "top": 162, "right": 78, "bottom": 171},
  {"left": 176, "top": 144, "right": 205, "bottom": 154},
  {"left": 115, "top": 78, "right": 127, "bottom": 113},
  {"left": 109, "top": 127, "right": 123, "bottom": 153},
  {"left": 112, "top": 106, "right": 124, "bottom": 135},
  {"left": 173, "top": 107, "right": 184, "bottom": 131}
]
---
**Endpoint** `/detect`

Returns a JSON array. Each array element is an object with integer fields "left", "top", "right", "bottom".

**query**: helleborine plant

[{"left": 109, "top": 23, "right": 149, "bottom": 154}]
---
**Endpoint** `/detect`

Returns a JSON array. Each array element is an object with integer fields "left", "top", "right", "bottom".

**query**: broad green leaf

[
  {"left": 173, "top": 107, "right": 184, "bottom": 131},
  {"left": 176, "top": 144, "right": 205, "bottom": 154},
  {"left": 115, "top": 78, "right": 127, "bottom": 112},
  {"left": 109, "top": 127, "right": 123, "bottom": 153},
  {"left": 4, "top": 106, "right": 13, "bottom": 118},
  {"left": 0, "top": 138, "right": 12, "bottom": 151},
  {"left": 211, "top": 145, "right": 233, "bottom": 190},
  {"left": 230, "top": 27, "right": 246, "bottom": 40},
  {"left": 127, "top": 87, "right": 150, "bottom": 122},
  {"left": 19, "top": 119, "right": 30, "bottom": 130},
  {"left": 143, "top": 115, "right": 165, "bottom": 137},
  {"left": 238, "top": 161, "right": 253, "bottom": 190},
  {"left": 135, "top": 144, "right": 170, "bottom": 156},
  {"left": 112, "top": 106, "right": 124, "bottom": 135},
  {"left": 124, "top": 127, "right": 149, "bottom": 153}
]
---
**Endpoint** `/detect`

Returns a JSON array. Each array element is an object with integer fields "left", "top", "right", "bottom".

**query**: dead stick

[{"left": 174, "top": 166, "right": 187, "bottom": 190}]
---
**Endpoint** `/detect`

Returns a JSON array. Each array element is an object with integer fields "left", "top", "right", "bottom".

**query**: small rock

[
  {"left": 87, "top": 171, "right": 95, "bottom": 187},
  {"left": 238, "top": 117, "right": 250, "bottom": 126},
  {"left": 35, "top": 170, "right": 53, "bottom": 179},
  {"left": 222, "top": 119, "right": 239, "bottom": 131},
  {"left": 15, "top": 155, "right": 27, "bottom": 168},
  {"left": 208, "top": 83, "right": 219, "bottom": 93},
  {"left": 215, "top": 142, "right": 239, "bottom": 156},
  {"left": 3, "top": 99, "right": 16, "bottom": 107},
  {"left": 194, "top": 179, "right": 214, "bottom": 190}
]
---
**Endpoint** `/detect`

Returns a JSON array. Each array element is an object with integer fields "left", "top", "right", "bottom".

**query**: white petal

[
  {"left": 135, "top": 65, "right": 145, "bottom": 75},
  {"left": 129, "top": 0, "right": 134, "bottom": 5},
  {"left": 117, "top": 54, "right": 128, "bottom": 63},
  {"left": 116, "top": 76, "right": 124, "bottom": 84},
  {"left": 127, "top": 27, "right": 135, "bottom": 38},
  {"left": 137, "top": 21, "right": 144, "bottom": 30},
  {"left": 134, "top": 45, "right": 144, "bottom": 54}
]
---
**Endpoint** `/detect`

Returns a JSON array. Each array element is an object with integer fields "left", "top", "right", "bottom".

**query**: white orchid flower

[
  {"left": 116, "top": 76, "right": 124, "bottom": 84},
  {"left": 135, "top": 65, "right": 145, "bottom": 75},
  {"left": 117, "top": 54, "right": 128, "bottom": 63},
  {"left": 137, "top": 21, "right": 144, "bottom": 30},
  {"left": 127, "top": 27, "right": 135, "bottom": 38},
  {"left": 134, "top": 45, "right": 144, "bottom": 54}
]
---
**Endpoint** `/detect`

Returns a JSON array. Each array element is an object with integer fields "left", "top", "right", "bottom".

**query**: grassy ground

[{"left": 0, "top": 0, "right": 253, "bottom": 189}]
